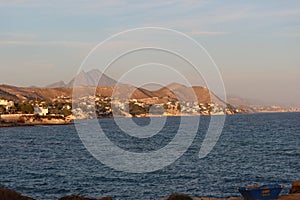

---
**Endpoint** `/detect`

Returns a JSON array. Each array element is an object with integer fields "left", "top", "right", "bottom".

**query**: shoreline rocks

[
  {"left": 0, "top": 186, "right": 34, "bottom": 200},
  {"left": 289, "top": 180, "right": 300, "bottom": 194},
  {"left": 1, "top": 181, "right": 300, "bottom": 200},
  {"left": 166, "top": 194, "right": 193, "bottom": 200},
  {"left": 58, "top": 195, "right": 112, "bottom": 200}
]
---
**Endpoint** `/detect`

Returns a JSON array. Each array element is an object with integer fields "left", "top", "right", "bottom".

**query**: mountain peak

[
  {"left": 46, "top": 69, "right": 117, "bottom": 88},
  {"left": 46, "top": 80, "right": 66, "bottom": 88}
]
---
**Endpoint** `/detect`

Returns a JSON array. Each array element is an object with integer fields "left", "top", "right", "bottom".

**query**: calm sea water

[{"left": 0, "top": 113, "right": 299, "bottom": 199}]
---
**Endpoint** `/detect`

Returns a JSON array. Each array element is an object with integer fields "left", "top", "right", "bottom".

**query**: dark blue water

[{"left": 0, "top": 113, "right": 299, "bottom": 199}]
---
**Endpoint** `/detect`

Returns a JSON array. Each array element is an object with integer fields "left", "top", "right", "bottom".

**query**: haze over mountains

[{"left": 46, "top": 69, "right": 117, "bottom": 88}]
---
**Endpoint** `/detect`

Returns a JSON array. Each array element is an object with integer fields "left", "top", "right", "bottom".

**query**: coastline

[
  {"left": 1, "top": 185, "right": 300, "bottom": 200},
  {"left": 0, "top": 121, "right": 73, "bottom": 128},
  {"left": 1, "top": 111, "right": 299, "bottom": 128},
  {"left": 0, "top": 113, "right": 73, "bottom": 128}
]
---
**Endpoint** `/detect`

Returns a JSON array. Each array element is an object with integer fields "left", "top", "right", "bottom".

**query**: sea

[{"left": 0, "top": 113, "right": 299, "bottom": 200}]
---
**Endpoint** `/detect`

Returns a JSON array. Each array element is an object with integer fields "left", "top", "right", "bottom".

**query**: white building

[
  {"left": 34, "top": 106, "right": 48, "bottom": 116},
  {"left": 0, "top": 99, "right": 14, "bottom": 110},
  {"left": 0, "top": 99, "right": 7, "bottom": 105}
]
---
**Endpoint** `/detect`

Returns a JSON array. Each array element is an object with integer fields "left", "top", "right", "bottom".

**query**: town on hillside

[
  {"left": 0, "top": 96, "right": 73, "bottom": 126},
  {"left": 0, "top": 94, "right": 241, "bottom": 126}
]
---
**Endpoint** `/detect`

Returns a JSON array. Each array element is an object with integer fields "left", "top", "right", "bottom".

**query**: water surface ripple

[{"left": 0, "top": 113, "right": 299, "bottom": 199}]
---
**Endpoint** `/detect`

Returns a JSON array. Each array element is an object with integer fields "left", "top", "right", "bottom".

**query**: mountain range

[
  {"left": 0, "top": 69, "right": 246, "bottom": 109},
  {"left": 0, "top": 82, "right": 224, "bottom": 106},
  {"left": 1, "top": 70, "right": 297, "bottom": 114},
  {"left": 43, "top": 70, "right": 284, "bottom": 108}
]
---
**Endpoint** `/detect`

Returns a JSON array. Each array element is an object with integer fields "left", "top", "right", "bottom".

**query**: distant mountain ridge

[
  {"left": 46, "top": 69, "right": 117, "bottom": 88},
  {"left": 46, "top": 80, "right": 67, "bottom": 88},
  {"left": 0, "top": 69, "right": 228, "bottom": 107},
  {"left": 0, "top": 69, "right": 234, "bottom": 111},
  {"left": 1, "top": 69, "right": 297, "bottom": 113},
  {"left": 44, "top": 69, "right": 224, "bottom": 104},
  {"left": 0, "top": 83, "right": 224, "bottom": 107}
]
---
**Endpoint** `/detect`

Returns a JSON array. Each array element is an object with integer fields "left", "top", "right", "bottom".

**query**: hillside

[
  {"left": 40, "top": 69, "right": 226, "bottom": 105},
  {"left": 0, "top": 85, "right": 72, "bottom": 101},
  {"left": 0, "top": 83, "right": 223, "bottom": 106}
]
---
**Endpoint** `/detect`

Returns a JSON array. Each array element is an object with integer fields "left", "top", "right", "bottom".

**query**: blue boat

[{"left": 238, "top": 184, "right": 284, "bottom": 200}]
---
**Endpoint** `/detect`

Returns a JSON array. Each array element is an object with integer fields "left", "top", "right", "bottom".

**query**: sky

[{"left": 0, "top": 0, "right": 299, "bottom": 106}]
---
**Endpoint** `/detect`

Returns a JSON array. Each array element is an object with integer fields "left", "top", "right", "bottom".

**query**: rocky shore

[
  {"left": 0, "top": 186, "right": 34, "bottom": 200},
  {"left": 1, "top": 180, "right": 300, "bottom": 200}
]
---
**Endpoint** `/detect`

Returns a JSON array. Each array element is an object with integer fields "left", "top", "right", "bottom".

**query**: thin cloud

[
  {"left": 0, "top": 0, "right": 37, "bottom": 6},
  {"left": 276, "top": 32, "right": 300, "bottom": 38},
  {"left": 0, "top": 32, "right": 37, "bottom": 39},
  {"left": 0, "top": 40, "right": 95, "bottom": 47},
  {"left": 190, "top": 31, "right": 228, "bottom": 36},
  {"left": 268, "top": 9, "right": 300, "bottom": 17},
  {"left": 144, "top": 6, "right": 253, "bottom": 31}
]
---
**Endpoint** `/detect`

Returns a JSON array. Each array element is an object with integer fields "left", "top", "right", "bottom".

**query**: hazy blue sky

[{"left": 0, "top": 1, "right": 299, "bottom": 106}]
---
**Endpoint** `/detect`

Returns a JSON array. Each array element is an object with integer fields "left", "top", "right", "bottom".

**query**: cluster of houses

[
  {"left": 0, "top": 98, "right": 47, "bottom": 116},
  {"left": 0, "top": 98, "right": 72, "bottom": 117},
  {"left": 1, "top": 94, "right": 240, "bottom": 120},
  {"left": 72, "top": 96, "right": 112, "bottom": 119},
  {"left": 72, "top": 95, "right": 239, "bottom": 119},
  {"left": 0, "top": 99, "right": 14, "bottom": 111},
  {"left": 0, "top": 97, "right": 75, "bottom": 125}
]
